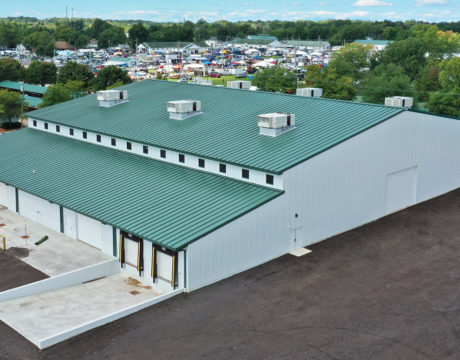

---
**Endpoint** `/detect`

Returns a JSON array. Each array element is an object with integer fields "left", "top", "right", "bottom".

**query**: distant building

[
  {"left": 87, "top": 39, "right": 98, "bottom": 49},
  {"left": 354, "top": 39, "right": 393, "bottom": 51},
  {"left": 55, "top": 41, "right": 73, "bottom": 50},
  {"left": 137, "top": 42, "right": 207, "bottom": 55}
]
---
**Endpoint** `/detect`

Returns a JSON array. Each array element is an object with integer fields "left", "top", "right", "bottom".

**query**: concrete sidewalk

[
  {"left": 0, "top": 207, "right": 112, "bottom": 276},
  {"left": 0, "top": 274, "right": 165, "bottom": 348}
]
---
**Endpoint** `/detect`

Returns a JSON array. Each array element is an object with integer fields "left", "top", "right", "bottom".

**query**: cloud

[
  {"left": 336, "top": 10, "right": 370, "bottom": 18},
  {"left": 353, "top": 0, "right": 392, "bottom": 6},
  {"left": 415, "top": 0, "right": 447, "bottom": 5}
]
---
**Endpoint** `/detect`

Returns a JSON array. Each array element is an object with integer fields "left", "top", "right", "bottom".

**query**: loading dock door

[
  {"left": 157, "top": 251, "right": 173, "bottom": 283},
  {"left": 120, "top": 231, "right": 144, "bottom": 276},
  {"left": 124, "top": 238, "right": 139, "bottom": 268}
]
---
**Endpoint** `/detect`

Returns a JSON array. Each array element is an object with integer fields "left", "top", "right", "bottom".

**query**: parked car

[{"left": 209, "top": 72, "right": 221, "bottom": 78}]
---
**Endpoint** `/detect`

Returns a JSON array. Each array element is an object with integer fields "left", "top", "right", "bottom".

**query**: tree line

[
  {"left": 0, "top": 17, "right": 459, "bottom": 57},
  {"left": 253, "top": 24, "right": 459, "bottom": 117}
]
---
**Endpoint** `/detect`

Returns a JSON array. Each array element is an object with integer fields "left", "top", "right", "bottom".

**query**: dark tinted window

[
  {"left": 127, "top": 142, "right": 132, "bottom": 150},
  {"left": 111, "top": 138, "right": 116, "bottom": 146},
  {"left": 44, "top": 123, "right": 48, "bottom": 129},
  {"left": 33, "top": 120, "right": 37, "bottom": 127},
  {"left": 242, "top": 169, "right": 249, "bottom": 179},
  {"left": 198, "top": 158, "right": 205, "bottom": 168},
  {"left": 56, "top": 125, "right": 60, "bottom": 133},
  {"left": 96, "top": 135, "right": 101, "bottom": 142},
  {"left": 143, "top": 145, "right": 148, "bottom": 154},
  {"left": 179, "top": 154, "right": 185, "bottom": 163},
  {"left": 83, "top": 131, "right": 87, "bottom": 139},
  {"left": 219, "top": 163, "right": 226, "bottom": 173},
  {"left": 266, "top": 174, "right": 274, "bottom": 185},
  {"left": 160, "top": 149, "right": 166, "bottom": 158}
]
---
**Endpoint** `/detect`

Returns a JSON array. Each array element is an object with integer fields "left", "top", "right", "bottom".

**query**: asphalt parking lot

[{"left": 1, "top": 189, "right": 459, "bottom": 360}]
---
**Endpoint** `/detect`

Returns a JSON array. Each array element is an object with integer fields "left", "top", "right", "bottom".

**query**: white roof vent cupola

[
  {"left": 296, "top": 87, "right": 323, "bottom": 97},
  {"left": 166, "top": 100, "right": 202, "bottom": 120},
  {"left": 97, "top": 90, "right": 129, "bottom": 107},
  {"left": 258, "top": 113, "right": 296, "bottom": 137}
]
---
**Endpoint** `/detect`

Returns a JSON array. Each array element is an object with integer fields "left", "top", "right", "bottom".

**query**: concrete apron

[
  {"left": 0, "top": 273, "right": 182, "bottom": 349},
  {"left": 0, "top": 207, "right": 113, "bottom": 276}
]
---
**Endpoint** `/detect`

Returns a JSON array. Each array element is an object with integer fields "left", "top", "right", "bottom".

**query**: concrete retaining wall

[
  {"left": 0, "top": 259, "right": 120, "bottom": 302},
  {"left": 38, "top": 288, "right": 183, "bottom": 349}
]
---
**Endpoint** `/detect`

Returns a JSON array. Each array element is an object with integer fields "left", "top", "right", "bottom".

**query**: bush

[{"left": 1, "top": 121, "right": 22, "bottom": 129}]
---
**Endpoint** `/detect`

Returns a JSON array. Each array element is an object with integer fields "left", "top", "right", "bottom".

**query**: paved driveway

[
  {"left": 0, "top": 189, "right": 459, "bottom": 359},
  {"left": 0, "top": 207, "right": 112, "bottom": 276}
]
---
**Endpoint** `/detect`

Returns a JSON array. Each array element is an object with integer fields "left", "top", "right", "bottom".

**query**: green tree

[
  {"left": 25, "top": 61, "right": 57, "bottom": 85},
  {"left": 57, "top": 61, "right": 94, "bottom": 88},
  {"left": 0, "top": 23, "right": 19, "bottom": 48},
  {"left": 129, "top": 22, "right": 149, "bottom": 48},
  {"left": 361, "top": 63, "right": 412, "bottom": 104},
  {"left": 23, "top": 31, "right": 55, "bottom": 57},
  {"left": 415, "top": 65, "right": 441, "bottom": 102},
  {"left": 328, "top": 43, "right": 373, "bottom": 80},
  {"left": 427, "top": 57, "right": 460, "bottom": 117},
  {"left": 0, "top": 58, "right": 22, "bottom": 81},
  {"left": 0, "top": 90, "right": 22, "bottom": 125},
  {"left": 40, "top": 83, "right": 71, "bottom": 108},
  {"left": 252, "top": 66, "right": 297, "bottom": 93},
  {"left": 99, "top": 26, "right": 127, "bottom": 48},
  {"left": 92, "top": 66, "right": 131, "bottom": 91},
  {"left": 65, "top": 80, "right": 86, "bottom": 99},
  {"left": 303, "top": 65, "right": 357, "bottom": 101}
]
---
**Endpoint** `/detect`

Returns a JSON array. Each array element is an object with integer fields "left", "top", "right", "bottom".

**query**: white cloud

[
  {"left": 336, "top": 10, "right": 370, "bottom": 18},
  {"left": 353, "top": 0, "right": 393, "bottom": 6},
  {"left": 415, "top": 0, "right": 447, "bottom": 4}
]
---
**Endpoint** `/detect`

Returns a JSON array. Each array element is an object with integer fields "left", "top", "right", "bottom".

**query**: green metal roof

[
  {"left": 143, "top": 42, "right": 207, "bottom": 49},
  {"left": 27, "top": 80, "right": 403, "bottom": 174},
  {"left": 0, "top": 128, "right": 281, "bottom": 251},
  {"left": 354, "top": 40, "right": 393, "bottom": 46},
  {"left": 247, "top": 35, "right": 278, "bottom": 41},
  {"left": 0, "top": 81, "right": 47, "bottom": 95},
  {"left": 285, "top": 40, "right": 331, "bottom": 48},
  {"left": 24, "top": 95, "right": 42, "bottom": 108}
]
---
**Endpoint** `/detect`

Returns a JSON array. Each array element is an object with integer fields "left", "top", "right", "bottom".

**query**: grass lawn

[{"left": 167, "top": 75, "right": 253, "bottom": 86}]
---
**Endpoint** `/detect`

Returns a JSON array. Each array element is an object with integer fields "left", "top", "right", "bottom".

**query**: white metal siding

[
  {"left": 77, "top": 214, "right": 102, "bottom": 249},
  {"left": 6, "top": 186, "right": 16, "bottom": 211},
  {"left": 0, "top": 182, "right": 7, "bottom": 207},
  {"left": 18, "top": 190, "right": 61, "bottom": 232},
  {"left": 100, "top": 224, "right": 114, "bottom": 256},
  {"left": 187, "top": 111, "right": 460, "bottom": 291},
  {"left": 386, "top": 166, "right": 417, "bottom": 214}
]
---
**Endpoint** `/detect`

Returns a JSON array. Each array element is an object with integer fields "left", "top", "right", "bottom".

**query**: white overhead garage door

[
  {"left": 0, "top": 182, "right": 7, "bottom": 207},
  {"left": 157, "top": 251, "right": 174, "bottom": 284},
  {"left": 77, "top": 214, "right": 102, "bottom": 249}
]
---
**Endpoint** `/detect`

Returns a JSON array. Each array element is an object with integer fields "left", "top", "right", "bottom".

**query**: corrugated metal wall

[
  {"left": 18, "top": 190, "right": 61, "bottom": 233},
  {"left": 186, "top": 111, "right": 460, "bottom": 291}
]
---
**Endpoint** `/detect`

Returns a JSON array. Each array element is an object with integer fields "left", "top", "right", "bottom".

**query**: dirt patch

[
  {"left": 125, "top": 277, "right": 152, "bottom": 290},
  {"left": 0, "top": 251, "right": 47, "bottom": 292},
  {"left": 5, "top": 247, "right": 30, "bottom": 259}
]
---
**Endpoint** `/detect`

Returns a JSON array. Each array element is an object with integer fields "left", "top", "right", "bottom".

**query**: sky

[{"left": 1, "top": 0, "right": 458, "bottom": 23}]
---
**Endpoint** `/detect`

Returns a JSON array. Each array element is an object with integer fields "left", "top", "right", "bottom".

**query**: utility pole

[{"left": 65, "top": 6, "right": 68, "bottom": 21}]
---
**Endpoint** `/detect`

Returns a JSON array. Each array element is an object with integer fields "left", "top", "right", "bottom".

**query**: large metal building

[{"left": 0, "top": 80, "right": 459, "bottom": 293}]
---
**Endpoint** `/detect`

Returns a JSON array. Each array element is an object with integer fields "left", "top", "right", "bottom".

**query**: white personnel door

[{"left": 386, "top": 166, "right": 418, "bottom": 214}]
